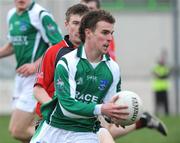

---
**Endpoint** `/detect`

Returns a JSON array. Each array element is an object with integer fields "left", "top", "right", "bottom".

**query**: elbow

[
  {"left": 33, "top": 85, "right": 44, "bottom": 101},
  {"left": 33, "top": 86, "right": 39, "bottom": 100}
]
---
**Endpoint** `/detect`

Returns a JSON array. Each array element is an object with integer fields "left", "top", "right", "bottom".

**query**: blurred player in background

[
  {"left": 0, "top": 0, "right": 63, "bottom": 142},
  {"left": 152, "top": 50, "right": 170, "bottom": 115}
]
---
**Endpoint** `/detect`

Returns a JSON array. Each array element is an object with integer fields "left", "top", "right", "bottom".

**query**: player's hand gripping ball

[{"left": 113, "top": 90, "right": 143, "bottom": 126}]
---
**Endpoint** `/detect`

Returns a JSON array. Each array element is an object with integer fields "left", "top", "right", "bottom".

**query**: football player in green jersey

[
  {"left": 80, "top": 1, "right": 168, "bottom": 143},
  {"left": 0, "top": 0, "right": 63, "bottom": 142},
  {"left": 30, "top": 9, "right": 129, "bottom": 143}
]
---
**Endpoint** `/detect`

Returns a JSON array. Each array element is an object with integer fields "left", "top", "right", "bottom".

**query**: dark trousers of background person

[{"left": 155, "top": 90, "right": 169, "bottom": 115}]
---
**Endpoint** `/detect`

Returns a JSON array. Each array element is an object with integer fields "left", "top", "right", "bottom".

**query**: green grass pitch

[{"left": 0, "top": 115, "right": 179, "bottom": 143}]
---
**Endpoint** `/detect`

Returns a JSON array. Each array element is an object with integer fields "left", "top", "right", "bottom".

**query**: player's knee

[
  {"left": 97, "top": 128, "right": 115, "bottom": 143},
  {"left": 9, "top": 126, "right": 24, "bottom": 140}
]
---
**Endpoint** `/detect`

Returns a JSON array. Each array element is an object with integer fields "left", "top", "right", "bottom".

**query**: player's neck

[{"left": 84, "top": 43, "right": 102, "bottom": 63}]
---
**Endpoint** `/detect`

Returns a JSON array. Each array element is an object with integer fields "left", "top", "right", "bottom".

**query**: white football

[{"left": 113, "top": 90, "right": 143, "bottom": 126}]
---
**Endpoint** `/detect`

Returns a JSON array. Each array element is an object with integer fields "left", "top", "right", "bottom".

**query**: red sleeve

[
  {"left": 35, "top": 40, "right": 67, "bottom": 95},
  {"left": 34, "top": 40, "right": 67, "bottom": 117},
  {"left": 35, "top": 46, "right": 57, "bottom": 95},
  {"left": 108, "top": 37, "right": 116, "bottom": 61}
]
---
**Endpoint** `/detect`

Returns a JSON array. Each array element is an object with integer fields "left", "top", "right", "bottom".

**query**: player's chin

[
  {"left": 17, "top": 6, "right": 27, "bottom": 11},
  {"left": 75, "top": 36, "right": 81, "bottom": 42},
  {"left": 102, "top": 48, "right": 109, "bottom": 54}
]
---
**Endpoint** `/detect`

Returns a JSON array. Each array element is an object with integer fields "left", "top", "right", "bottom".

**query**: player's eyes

[
  {"left": 72, "top": 21, "right": 80, "bottom": 25},
  {"left": 102, "top": 31, "right": 109, "bottom": 35}
]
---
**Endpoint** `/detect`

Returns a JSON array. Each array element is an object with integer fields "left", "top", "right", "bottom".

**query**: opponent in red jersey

[{"left": 34, "top": 4, "right": 89, "bottom": 117}]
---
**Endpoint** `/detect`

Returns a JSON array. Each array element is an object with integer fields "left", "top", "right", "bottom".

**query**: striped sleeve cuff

[{"left": 93, "top": 104, "right": 102, "bottom": 115}]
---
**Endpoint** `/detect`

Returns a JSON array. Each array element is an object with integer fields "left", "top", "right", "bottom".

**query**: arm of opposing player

[
  {"left": 34, "top": 47, "right": 56, "bottom": 92},
  {"left": 34, "top": 85, "right": 52, "bottom": 104}
]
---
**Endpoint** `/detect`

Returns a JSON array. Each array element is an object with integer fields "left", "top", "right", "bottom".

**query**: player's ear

[
  {"left": 64, "top": 20, "right": 68, "bottom": 28},
  {"left": 85, "top": 28, "right": 92, "bottom": 39}
]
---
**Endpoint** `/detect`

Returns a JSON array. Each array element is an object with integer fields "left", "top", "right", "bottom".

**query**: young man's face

[
  {"left": 65, "top": 14, "right": 83, "bottom": 47},
  {"left": 15, "top": 0, "right": 32, "bottom": 12},
  {"left": 81, "top": 1, "right": 98, "bottom": 11},
  {"left": 88, "top": 21, "right": 114, "bottom": 54}
]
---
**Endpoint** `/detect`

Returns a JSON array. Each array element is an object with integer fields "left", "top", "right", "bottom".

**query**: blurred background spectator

[{"left": 152, "top": 49, "right": 171, "bottom": 116}]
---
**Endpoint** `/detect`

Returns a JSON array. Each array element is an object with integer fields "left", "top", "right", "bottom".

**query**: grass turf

[
  {"left": 116, "top": 115, "right": 180, "bottom": 143},
  {"left": 0, "top": 115, "right": 18, "bottom": 143},
  {"left": 0, "top": 115, "right": 179, "bottom": 143}
]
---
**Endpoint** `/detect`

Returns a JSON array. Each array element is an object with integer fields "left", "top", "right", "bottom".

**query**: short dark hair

[
  {"left": 80, "top": 0, "right": 101, "bottom": 9},
  {"left": 65, "top": 4, "right": 89, "bottom": 22},
  {"left": 79, "top": 10, "right": 115, "bottom": 43}
]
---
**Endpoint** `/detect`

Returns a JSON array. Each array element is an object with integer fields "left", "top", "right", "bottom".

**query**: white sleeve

[
  {"left": 6, "top": 8, "right": 16, "bottom": 42},
  {"left": 103, "top": 60, "right": 121, "bottom": 103}
]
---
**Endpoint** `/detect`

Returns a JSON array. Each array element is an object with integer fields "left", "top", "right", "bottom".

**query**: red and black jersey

[
  {"left": 108, "top": 37, "right": 116, "bottom": 61},
  {"left": 34, "top": 35, "right": 76, "bottom": 117}
]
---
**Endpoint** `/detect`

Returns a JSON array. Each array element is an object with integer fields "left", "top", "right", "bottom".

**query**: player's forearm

[
  {"left": 0, "top": 43, "right": 13, "bottom": 58},
  {"left": 109, "top": 124, "right": 136, "bottom": 139},
  {"left": 16, "top": 58, "right": 43, "bottom": 76},
  {"left": 33, "top": 57, "right": 43, "bottom": 72},
  {"left": 34, "top": 85, "right": 52, "bottom": 104}
]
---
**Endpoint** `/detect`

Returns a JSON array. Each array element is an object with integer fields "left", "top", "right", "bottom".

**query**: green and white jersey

[
  {"left": 7, "top": 2, "right": 63, "bottom": 68},
  {"left": 41, "top": 45, "right": 121, "bottom": 132}
]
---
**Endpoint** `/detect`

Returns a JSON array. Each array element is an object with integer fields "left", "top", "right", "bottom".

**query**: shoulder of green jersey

[
  {"left": 28, "top": 3, "right": 50, "bottom": 42},
  {"left": 29, "top": 3, "right": 46, "bottom": 18},
  {"left": 7, "top": 8, "right": 16, "bottom": 23},
  {"left": 56, "top": 49, "right": 78, "bottom": 67},
  {"left": 39, "top": 11, "right": 53, "bottom": 21},
  {"left": 56, "top": 60, "right": 69, "bottom": 72},
  {"left": 107, "top": 58, "right": 120, "bottom": 76}
]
